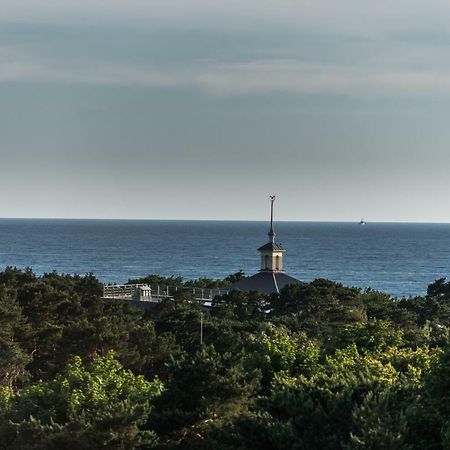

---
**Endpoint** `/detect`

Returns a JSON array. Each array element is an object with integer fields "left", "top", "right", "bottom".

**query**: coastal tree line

[{"left": 1, "top": 267, "right": 450, "bottom": 448}]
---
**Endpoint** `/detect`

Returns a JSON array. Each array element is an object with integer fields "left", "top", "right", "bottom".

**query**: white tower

[{"left": 258, "top": 195, "right": 285, "bottom": 272}]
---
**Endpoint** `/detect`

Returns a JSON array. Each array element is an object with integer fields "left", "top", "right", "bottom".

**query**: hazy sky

[{"left": 2, "top": 0, "right": 450, "bottom": 221}]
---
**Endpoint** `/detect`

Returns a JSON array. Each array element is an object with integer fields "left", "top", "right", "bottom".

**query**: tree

[
  {"left": 211, "top": 289, "right": 268, "bottom": 322},
  {"left": 127, "top": 274, "right": 184, "bottom": 287},
  {"left": 0, "top": 288, "right": 31, "bottom": 389},
  {"left": 427, "top": 278, "right": 450, "bottom": 300},
  {"left": 245, "top": 323, "right": 320, "bottom": 390},
  {"left": 224, "top": 271, "right": 247, "bottom": 285},
  {"left": 150, "top": 345, "right": 260, "bottom": 449},
  {"left": 272, "top": 279, "right": 366, "bottom": 341},
  {"left": 345, "top": 390, "right": 410, "bottom": 450},
  {"left": 415, "top": 343, "right": 450, "bottom": 449},
  {"left": 0, "top": 352, "right": 163, "bottom": 450},
  {"left": 215, "top": 344, "right": 435, "bottom": 450},
  {"left": 334, "top": 320, "right": 404, "bottom": 354}
]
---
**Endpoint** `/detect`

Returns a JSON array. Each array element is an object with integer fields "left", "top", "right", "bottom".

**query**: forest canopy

[{"left": 1, "top": 267, "right": 450, "bottom": 449}]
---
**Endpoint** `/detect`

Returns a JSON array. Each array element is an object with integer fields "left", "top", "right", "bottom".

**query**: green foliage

[
  {"left": 0, "top": 288, "right": 31, "bottom": 388},
  {"left": 427, "top": 277, "right": 450, "bottom": 300},
  {"left": 3, "top": 268, "right": 450, "bottom": 449},
  {"left": 0, "top": 352, "right": 163, "bottom": 449},
  {"left": 184, "top": 271, "right": 247, "bottom": 289},
  {"left": 272, "top": 279, "right": 366, "bottom": 340},
  {"left": 361, "top": 289, "right": 395, "bottom": 320},
  {"left": 345, "top": 390, "right": 410, "bottom": 450},
  {"left": 218, "top": 344, "right": 435, "bottom": 450},
  {"left": 412, "top": 343, "right": 450, "bottom": 449},
  {"left": 0, "top": 269, "right": 174, "bottom": 382},
  {"left": 127, "top": 274, "right": 185, "bottom": 287},
  {"left": 245, "top": 323, "right": 320, "bottom": 389},
  {"left": 127, "top": 271, "right": 247, "bottom": 289},
  {"left": 224, "top": 270, "right": 247, "bottom": 285},
  {"left": 150, "top": 344, "right": 260, "bottom": 448},
  {"left": 0, "top": 386, "right": 13, "bottom": 418},
  {"left": 335, "top": 320, "right": 404, "bottom": 353},
  {"left": 212, "top": 289, "right": 268, "bottom": 322}
]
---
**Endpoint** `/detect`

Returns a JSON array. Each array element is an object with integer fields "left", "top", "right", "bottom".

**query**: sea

[{"left": 0, "top": 219, "right": 449, "bottom": 298}]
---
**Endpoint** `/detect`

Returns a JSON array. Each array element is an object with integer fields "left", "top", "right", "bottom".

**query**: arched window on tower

[
  {"left": 275, "top": 255, "right": 280, "bottom": 271},
  {"left": 265, "top": 255, "right": 270, "bottom": 270}
]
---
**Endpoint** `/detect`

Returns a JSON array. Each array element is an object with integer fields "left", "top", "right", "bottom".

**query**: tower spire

[
  {"left": 258, "top": 195, "right": 284, "bottom": 272},
  {"left": 268, "top": 195, "right": 276, "bottom": 243}
]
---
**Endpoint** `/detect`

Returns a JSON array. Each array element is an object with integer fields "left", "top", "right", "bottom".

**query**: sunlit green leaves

[{"left": 1, "top": 352, "right": 163, "bottom": 449}]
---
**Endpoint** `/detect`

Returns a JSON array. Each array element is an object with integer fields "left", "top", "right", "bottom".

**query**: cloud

[
  {"left": 2, "top": 0, "right": 450, "bottom": 36},
  {"left": 196, "top": 61, "right": 450, "bottom": 96},
  {"left": 2, "top": 0, "right": 450, "bottom": 99},
  {"left": 1, "top": 50, "right": 450, "bottom": 98}
]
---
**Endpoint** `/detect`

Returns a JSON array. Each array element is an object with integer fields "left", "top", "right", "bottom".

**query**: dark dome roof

[
  {"left": 257, "top": 242, "right": 285, "bottom": 252},
  {"left": 227, "top": 271, "right": 301, "bottom": 295}
]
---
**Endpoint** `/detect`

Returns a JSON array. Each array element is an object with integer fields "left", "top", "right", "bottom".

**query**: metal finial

[{"left": 269, "top": 195, "right": 276, "bottom": 243}]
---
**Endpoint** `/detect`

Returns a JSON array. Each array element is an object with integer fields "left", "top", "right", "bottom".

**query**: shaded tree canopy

[{"left": 1, "top": 267, "right": 450, "bottom": 449}]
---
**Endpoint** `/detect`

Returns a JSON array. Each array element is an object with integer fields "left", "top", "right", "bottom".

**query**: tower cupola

[
  {"left": 226, "top": 195, "right": 300, "bottom": 295},
  {"left": 257, "top": 195, "right": 285, "bottom": 272}
]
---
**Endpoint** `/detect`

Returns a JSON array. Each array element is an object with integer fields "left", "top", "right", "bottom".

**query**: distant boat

[{"left": 359, "top": 218, "right": 366, "bottom": 225}]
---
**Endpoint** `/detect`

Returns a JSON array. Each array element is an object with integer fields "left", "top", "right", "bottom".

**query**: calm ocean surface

[{"left": 0, "top": 219, "right": 449, "bottom": 297}]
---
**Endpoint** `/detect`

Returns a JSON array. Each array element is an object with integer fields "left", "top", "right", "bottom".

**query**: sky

[{"left": 1, "top": 0, "right": 450, "bottom": 222}]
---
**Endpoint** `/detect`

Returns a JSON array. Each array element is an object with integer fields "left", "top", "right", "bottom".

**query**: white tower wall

[{"left": 260, "top": 250, "right": 284, "bottom": 272}]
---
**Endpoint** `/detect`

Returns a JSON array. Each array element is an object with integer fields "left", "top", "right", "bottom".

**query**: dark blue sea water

[{"left": 0, "top": 219, "right": 449, "bottom": 297}]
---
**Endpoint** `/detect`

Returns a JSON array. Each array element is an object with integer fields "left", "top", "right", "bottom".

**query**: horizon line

[{"left": 1, "top": 216, "right": 450, "bottom": 225}]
